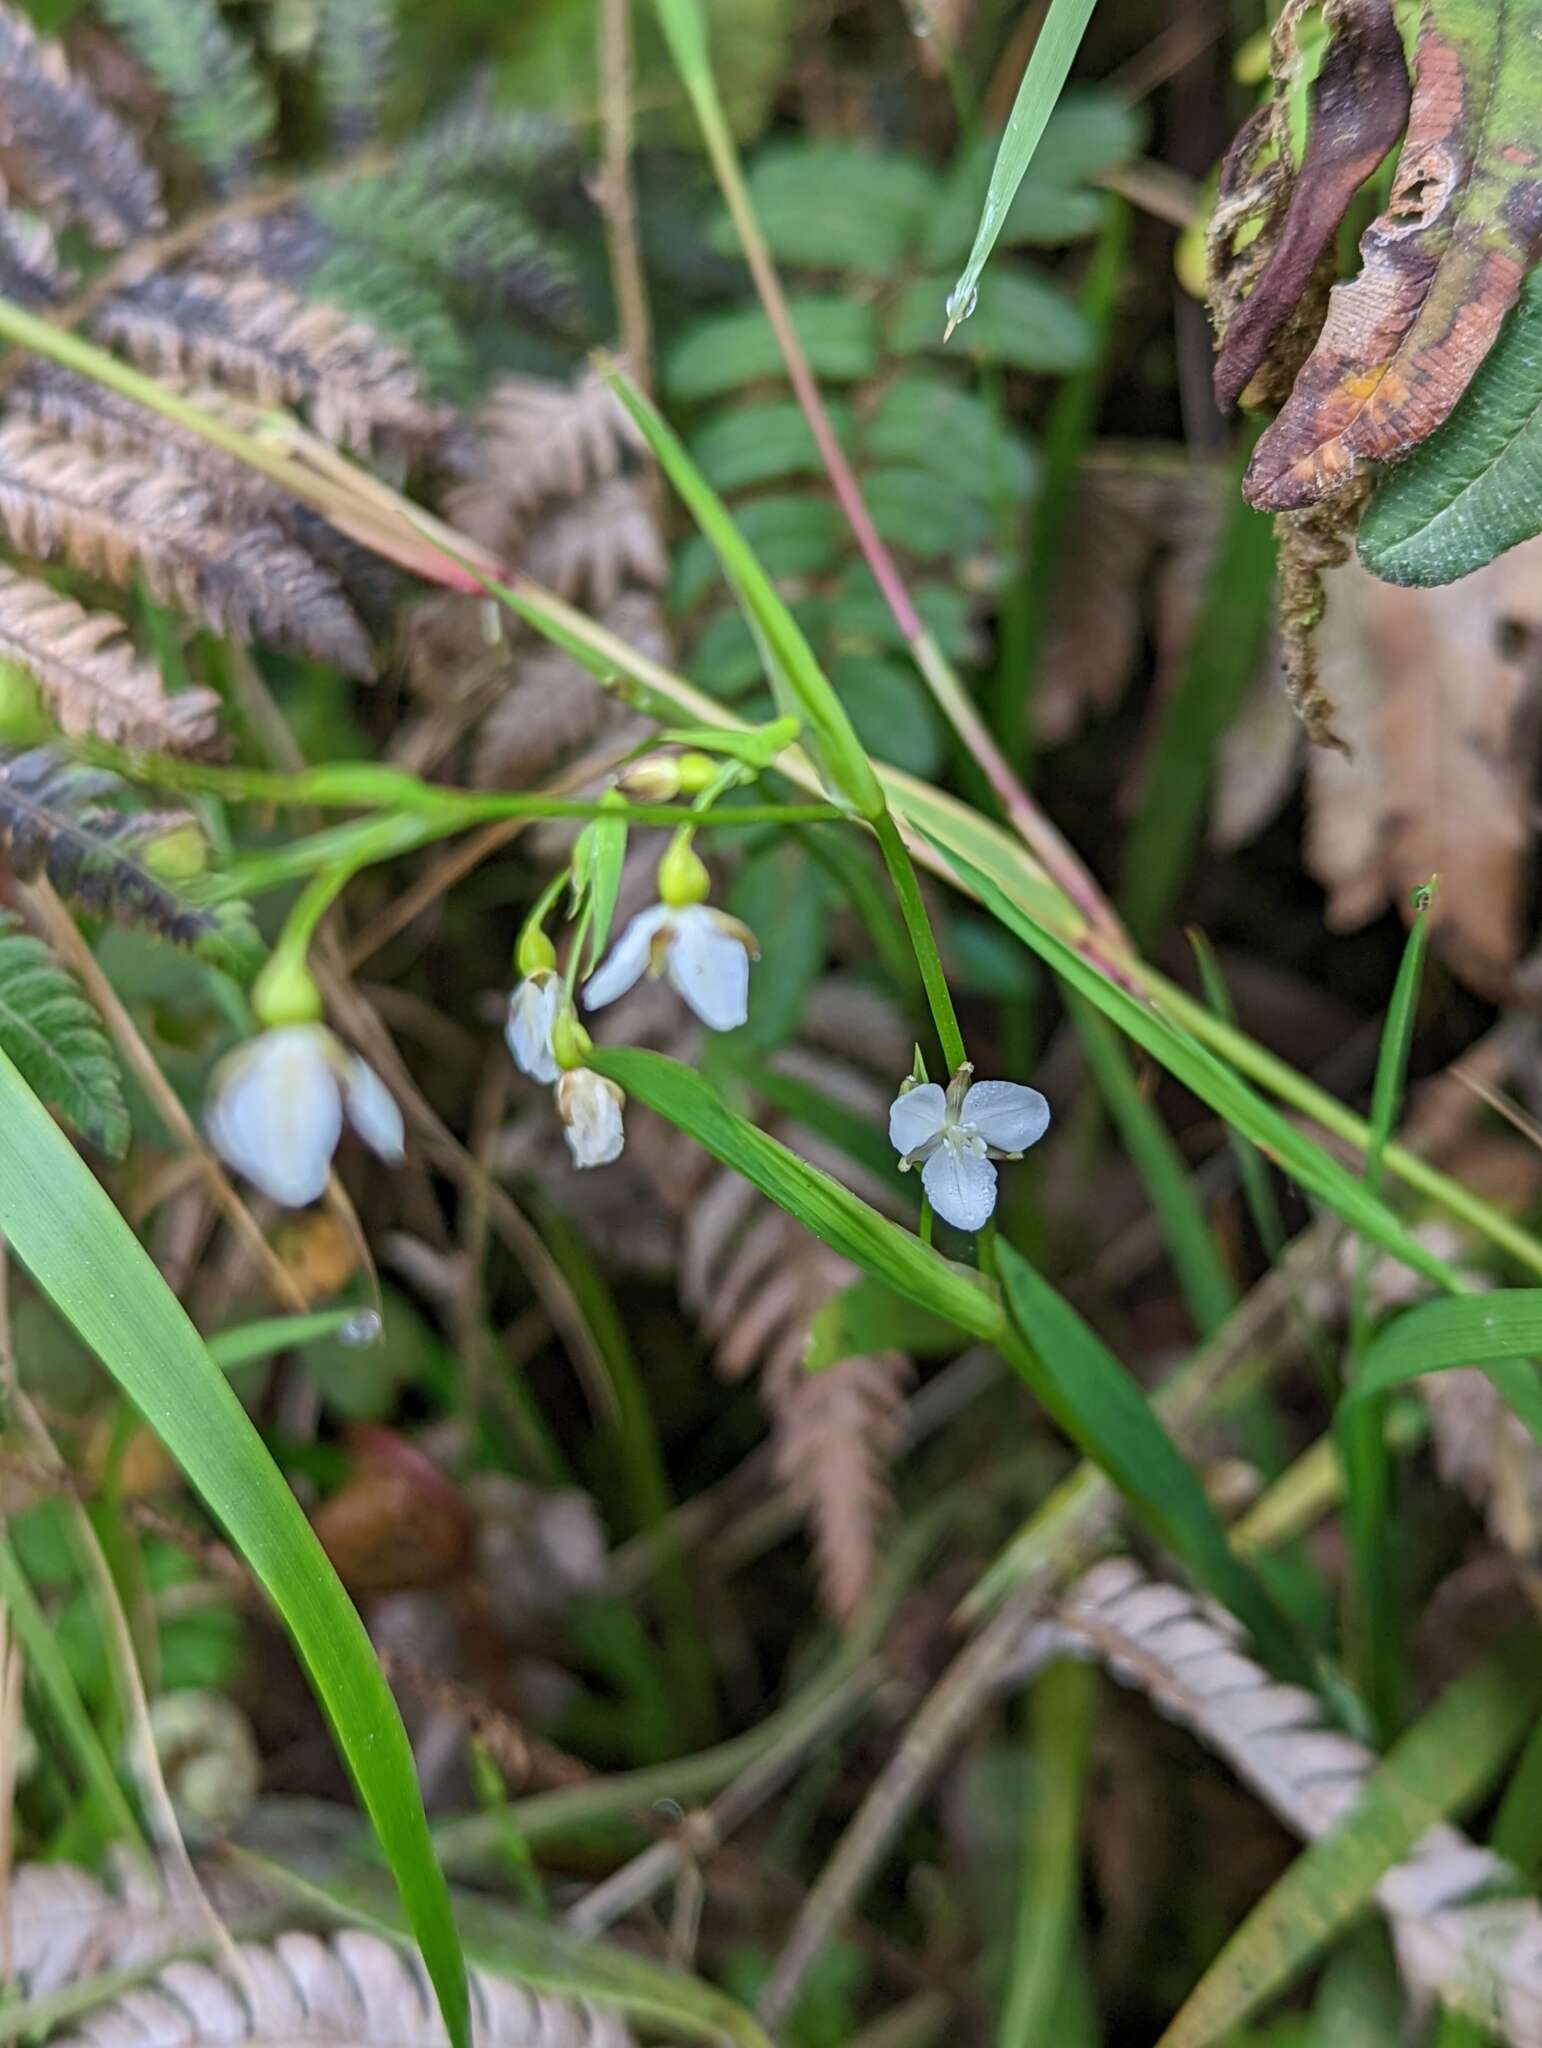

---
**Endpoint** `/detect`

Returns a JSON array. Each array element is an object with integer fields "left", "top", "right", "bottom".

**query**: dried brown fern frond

[
  {"left": 10, "top": 363, "right": 285, "bottom": 517},
  {"left": 1054, "top": 1559, "right": 1542, "bottom": 2040},
  {"left": 447, "top": 368, "right": 645, "bottom": 552},
  {"left": 0, "top": 423, "right": 373, "bottom": 676},
  {"left": 0, "top": 201, "right": 67, "bottom": 306},
  {"left": 0, "top": 3, "right": 163, "bottom": 248},
  {"left": 92, "top": 270, "right": 443, "bottom": 452},
  {"left": 0, "top": 566, "right": 219, "bottom": 754},
  {"left": 520, "top": 477, "right": 669, "bottom": 614},
  {"left": 471, "top": 589, "right": 663, "bottom": 791}
]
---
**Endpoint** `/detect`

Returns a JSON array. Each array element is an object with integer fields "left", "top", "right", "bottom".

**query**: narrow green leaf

[
  {"left": 1342, "top": 1292, "right": 1542, "bottom": 1445},
  {"left": 1070, "top": 991, "right": 1236, "bottom": 1338},
  {"left": 1341, "top": 890, "right": 1432, "bottom": 1739},
  {"left": 996, "top": 1242, "right": 1305, "bottom": 1677},
  {"left": 944, "top": 0, "right": 1099, "bottom": 334},
  {"left": 601, "top": 364, "right": 886, "bottom": 821},
  {"left": 1118, "top": 459, "right": 1276, "bottom": 949},
  {"left": 926, "top": 831, "right": 1466, "bottom": 1297},
  {"left": 0, "top": 1049, "right": 469, "bottom": 2048},
  {"left": 1187, "top": 932, "right": 1287, "bottom": 1260},
  {"left": 205, "top": 1308, "right": 363, "bottom": 1371},
  {"left": 588, "top": 1045, "right": 1001, "bottom": 1341},
  {"left": 0, "top": 915, "right": 127, "bottom": 1157},
  {"left": 0, "top": 1530, "right": 143, "bottom": 1851},
  {"left": 1158, "top": 1635, "right": 1542, "bottom": 2048},
  {"left": 1001, "top": 1657, "right": 1096, "bottom": 2046}
]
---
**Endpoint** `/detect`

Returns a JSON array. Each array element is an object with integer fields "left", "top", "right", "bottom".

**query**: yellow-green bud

[
  {"left": 142, "top": 822, "right": 210, "bottom": 881},
  {"left": 516, "top": 922, "right": 557, "bottom": 976},
  {"left": 252, "top": 953, "right": 324, "bottom": 1028},
  {"left": 551, "top": 1009, "right": 593, "bottom": 1071},
  {"left": 657, "top": 836, "right": 710, "bottom": 908},
  {"left": 616, "top": 755, "right": 683, "bottom": 802},
  {"left": 676, "top": 751, "right": 720, "bottom": 795}
]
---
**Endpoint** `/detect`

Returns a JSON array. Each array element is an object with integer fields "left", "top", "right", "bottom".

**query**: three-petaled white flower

[
  {"left": 556, "top": 1069, "right": 625, "bottom": 1167},
  {"left": 888, "top": 1064, "right": 1050, "bottom": 1233},
  {"left": 206, "top": 1024, "right": 405, "bottom": 1208},
  {"left": 505, "top": 969, "right": 564, "bottom": 1083},
  {"left": 583, "top": 902, "right": 757, "bottom": 1033}
]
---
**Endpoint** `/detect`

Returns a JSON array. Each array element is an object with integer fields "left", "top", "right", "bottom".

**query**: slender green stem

[{"left": 874, "top": 813, "right": 967, "bottom": 1076}]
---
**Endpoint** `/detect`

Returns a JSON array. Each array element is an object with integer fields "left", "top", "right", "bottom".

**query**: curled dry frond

[
  {"left": 1055, "top": 1559, "right": 1542, "bottom": 2040},
  {"left": 93, "top": 270, "right": 444, "bottom": 451},
  {"left": 451, "top": 370, "right": 646, "bottom": 546},
  {"left": 6, "top": 1869, "right": 636, "bottom": 2048},
  {"left": 0, "top": 2, "right": 163, "bottom": 247},
  {"left": 0, "top": 423, "right": 372, "bottom": 676},
  {"left": 0, "top": 566, "right": 220, "bottom": 754}
]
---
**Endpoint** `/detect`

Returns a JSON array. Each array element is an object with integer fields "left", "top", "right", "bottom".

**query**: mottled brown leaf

[
  {"left": 1214, "top": 0, "right": 1410, "bottom": 413},
  {"left": 1304, "top": 539, "right": 1542, "bottom": 993},
  {"left": 1247, "top": 3, "right": 1542, "bottom": 511}
]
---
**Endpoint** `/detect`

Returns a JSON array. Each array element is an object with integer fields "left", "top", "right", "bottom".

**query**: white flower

[
  {"left": 505, "top": 969, "right": 564, "bottom": 1083},
  {"left": 556, "top": 1069, "right": 625, "bottom": 1167},
  {"left": 888, "top": 1063, "right": 1050, "bottom": 1234},
  {"left": 583, "top": 902, "right": 757, "bottom": 1033},
  {"left": 206, "top": 1024, "right": 405, "bottom": 1208}
]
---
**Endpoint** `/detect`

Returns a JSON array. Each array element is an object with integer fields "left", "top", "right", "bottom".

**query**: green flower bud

[
  {"left": 252, "top": 953, "right": 324, "bottom": 1028},
  {"left": 657, "top": 836, "right": 710, "bottom": 908},
  {"left": 516, "top": 921, "right": 558, "bottom": 976},
  {"left": 551, "top": 1009, "right": 593, "bottom": 1071}
]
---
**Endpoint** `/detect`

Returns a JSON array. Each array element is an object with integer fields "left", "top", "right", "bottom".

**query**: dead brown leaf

[{"left": 1304, "top": 538, "right": 1542, "bottom": 993}]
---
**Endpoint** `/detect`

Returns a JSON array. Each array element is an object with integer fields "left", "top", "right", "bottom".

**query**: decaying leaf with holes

[
  {"left": 1211, "top": 0, "right": 1411, "bottom": 415},
  {"left": 1245, "top": 2, "right": 1542, "bottom": 512}
]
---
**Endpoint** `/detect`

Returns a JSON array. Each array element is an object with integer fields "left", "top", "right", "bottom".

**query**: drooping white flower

[
  {"left": 505, "top": 969, "right": 565, "bottom": 1083},
  {"left": 556, "top": 1068, "right": 625, "bottom": 1167},
  {"left": 583, "top": 902, "right": 757, "bottom": 1033},
  {"left": 888, "top": 1063, "right": 1049, "bottom": 1233},
  {"left": 206, "top": 1024, "right": 405, "bottom": 1208}
]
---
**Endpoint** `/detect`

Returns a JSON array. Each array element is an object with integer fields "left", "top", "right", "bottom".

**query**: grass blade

[
  {"left": 1117, "top": 462, "right": 1276, "bottom": 950},
  {"left": 1001, "top": 1657, "right": 1096, "bottom": 2045},
  {"left": 1340, "top": 889, "right": 1432, "bottom": 1741},
  {"left": 205, "top": 1308, "right": 363, "bottom": 1370},
  {"left": 0, "top": 1530, "right": 143, "bottom": 1852},
  {"left": 996, "top": 1242, "right": 1305, "bottom": 1678},
  {"left": 944, "top": 0, "right": 1100, "bottom": 335},
  {"left": 1341, "top": 1292, "right": 1542, "bottom": 1445},
  {"left": 0, "top": 1049, "right": 469, "bottom": 2048},
  {"left": 1157, "top": 1634, "right": 1542, "bottom": 2048},
  {"left": 1069, "top": 990, "right": 1237, "bottom": 1337}
]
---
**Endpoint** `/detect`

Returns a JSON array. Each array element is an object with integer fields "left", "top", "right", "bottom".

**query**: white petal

[
  {"left": 506, "top": 972, "right": 562, "bottom": 1083},
  {"left": 888, "top": 1081, "right": 947, "bottom": 1160},
  {"left": 583, "top": 903, "right": 670, "bottom": 1011},
  {"left": 556, "top": 1070, "right": 625, "bottom": 1167},
  {"left": 664, "top": 906, "right": 750, "bottom": 1032},
  {"left": 343, "top": 1056, "right": 405, "bottom": 1164},
  {"left": 921, "top": 1142, "right": 998, "bottom": 1233},
  {"left": 206, "top": 1026, "right": 342, "bottom": 1208},
  {"left": 961, "top": 1080, "right": 1051, "bottom": 1154}
]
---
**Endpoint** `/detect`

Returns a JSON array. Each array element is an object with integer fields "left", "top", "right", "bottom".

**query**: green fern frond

[
  {"left": 305, "top": 250, "right": 473, "bottom": 401},
  {"left": 306, "top": 173, "right": 578, "bottom": 326},
  {"left": 98, "top": 0, "right": 275, "bottom": 186},
  {"left": 316, "top": 0, "right": 395, "bottom": 148},
  {"left": 664, "top": 297, "right": 877, "bottom": 403},
  {"left": 401, "top": 97, "right": 574, "bottom": 189},
  {"left": 712, "top": 143, "right": 934, "bottom": 275},
  {"left": 0, "top": 912, "right": 127, "bottom": 1155}
]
